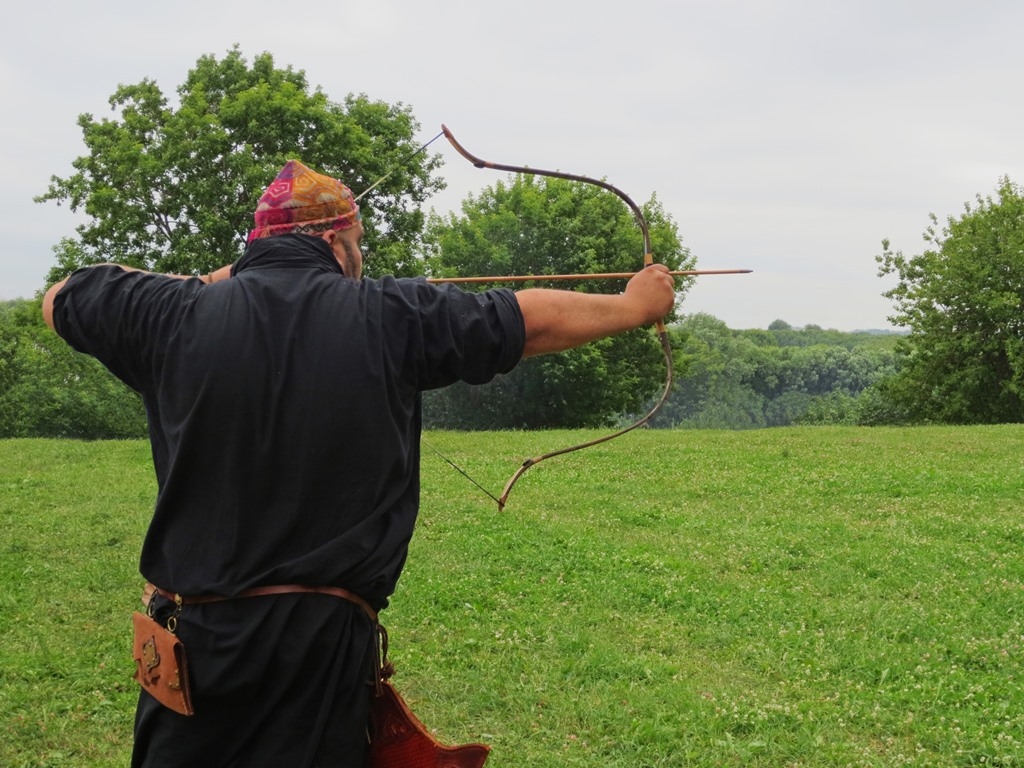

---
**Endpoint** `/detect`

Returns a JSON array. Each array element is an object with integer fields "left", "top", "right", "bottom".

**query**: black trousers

[{"left": 132, "top": 592, "right": 377, "bottom": 768}]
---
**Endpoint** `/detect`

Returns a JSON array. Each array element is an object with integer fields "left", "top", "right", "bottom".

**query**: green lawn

[{"left": 3, "top": 427, "right": 1024, "bottom": 766}]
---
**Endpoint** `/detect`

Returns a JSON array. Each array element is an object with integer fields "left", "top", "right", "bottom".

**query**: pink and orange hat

[{"left": 247, "top": 160, "right": 361, "bottom": 243}]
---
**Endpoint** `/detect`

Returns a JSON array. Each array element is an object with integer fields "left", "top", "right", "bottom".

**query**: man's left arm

[{"left": 514, "top": 264, "right": 675, "bottom": 358}]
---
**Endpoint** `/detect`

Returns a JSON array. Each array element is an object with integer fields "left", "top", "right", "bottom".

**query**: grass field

[{"left": 2, "top": 426, "right": 1024, "bottom": 767}]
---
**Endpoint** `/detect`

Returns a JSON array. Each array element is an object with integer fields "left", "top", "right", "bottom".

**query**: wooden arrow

[{"left": 426, "top": 268, "right": 752, "bottom": 284}]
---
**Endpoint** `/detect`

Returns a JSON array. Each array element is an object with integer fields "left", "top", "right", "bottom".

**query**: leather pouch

[
  {"left": 131, "top": 610, "right": 195, "bottom": 716},
  {"left": 366, "top": 679, "right": 489, "bottom": 768}
]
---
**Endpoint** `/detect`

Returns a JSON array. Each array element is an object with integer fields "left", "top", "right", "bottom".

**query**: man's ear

[{"left": 320, "top": 230, "right": 347, "bottom": 271}]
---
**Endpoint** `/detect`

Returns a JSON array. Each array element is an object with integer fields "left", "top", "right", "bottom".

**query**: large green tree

[
  {"left": 876, "top": 178, "right": 1024, "bottom": 423},
  {"left": 36, "top": 46, "right": 443, "bottom": 283},
  {"left": 421, "top": 175, "right": 694, "bottom": 429}
]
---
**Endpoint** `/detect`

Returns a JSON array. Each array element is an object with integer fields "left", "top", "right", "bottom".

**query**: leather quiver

[{"left": 366, "top": 679, "right": 489, "bottom": 768}]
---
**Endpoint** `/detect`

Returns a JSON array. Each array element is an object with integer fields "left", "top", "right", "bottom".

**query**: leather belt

[{"left": 147, "top": 583, "right": 378, "bottom": 623}]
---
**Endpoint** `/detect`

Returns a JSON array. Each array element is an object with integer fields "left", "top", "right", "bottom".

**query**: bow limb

[
  {"left": 441, "top": 124, "right": 675, "bottom": 511},
  {"left": 442, "top": 125, "right": 653, "bottom": 246}
]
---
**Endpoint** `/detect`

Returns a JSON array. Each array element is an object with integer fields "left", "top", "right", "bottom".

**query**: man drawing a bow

[{"left": 43, "top": 159, "right": 675, "bottom": 767}]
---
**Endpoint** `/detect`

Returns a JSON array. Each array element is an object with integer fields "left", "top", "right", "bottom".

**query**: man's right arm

[
  {"left": 42, "top": 263, "right": 233, "bottom": 332},
  {"left": 42, "top": 278, "right": 69, "bottom": 332}
]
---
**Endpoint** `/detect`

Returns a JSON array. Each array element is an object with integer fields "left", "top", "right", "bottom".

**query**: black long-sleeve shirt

[{"left": 51, "top": 233, "right": 525, "bottom": 766}]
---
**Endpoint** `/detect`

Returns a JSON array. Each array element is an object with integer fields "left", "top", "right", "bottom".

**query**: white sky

[{"left": 2, "top": 0, "right": 1022, "bottom": 330}]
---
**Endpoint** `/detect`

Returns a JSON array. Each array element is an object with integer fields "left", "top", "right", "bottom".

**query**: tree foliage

[
  {"left": 421, "top": 176, "right": 694, "bottom": 429},
  {"left": 876, "top": 178, "right": 1024, "bottom": 423},
  {"left": 2, "top": 298, "right": 903, "bottom": 437},
  {"left": 0, "top": 300, "right": 146, "bottom": 439},
  {"left": 651, "top": 314, "right": 900, "bottom": 429},
  {"left": 35, "top": 46, "right": 443, "bottom": 283}
]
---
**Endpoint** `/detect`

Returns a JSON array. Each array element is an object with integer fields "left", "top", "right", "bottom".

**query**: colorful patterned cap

[{"left": 247, "top": 160, "right": 361, "bottom": 243}]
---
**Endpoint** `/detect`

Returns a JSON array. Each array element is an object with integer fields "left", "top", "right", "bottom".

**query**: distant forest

[
  {"left": 2, "top": 297, "right": 907, "bottom": 439},
  {"left": 644, "top": 314, "right": 905, "bottom": 430}
]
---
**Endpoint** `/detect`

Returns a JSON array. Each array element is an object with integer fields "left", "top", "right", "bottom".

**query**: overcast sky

[{"left": 2, "top": 0, "right": 1022, "bottom": 330}]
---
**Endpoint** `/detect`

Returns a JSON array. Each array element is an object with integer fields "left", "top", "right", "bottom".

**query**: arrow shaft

[{"left": 427, "top": 268, "right": 752, "bottom": 284}]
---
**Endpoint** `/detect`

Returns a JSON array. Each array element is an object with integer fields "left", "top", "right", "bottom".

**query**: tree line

[
  {"left": 7, "top": 48, "right": 1024, "bottom": 438},
  {"left": 649, "top": 316, "right": 902, "bottom": 429},
  {"left": 2, "top": 294, "right": 903, "bottom": 438}
]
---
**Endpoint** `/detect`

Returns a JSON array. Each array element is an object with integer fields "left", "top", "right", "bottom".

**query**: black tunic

[{"left": 51, "top": 234, "right": 525, "bottom": 767}]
